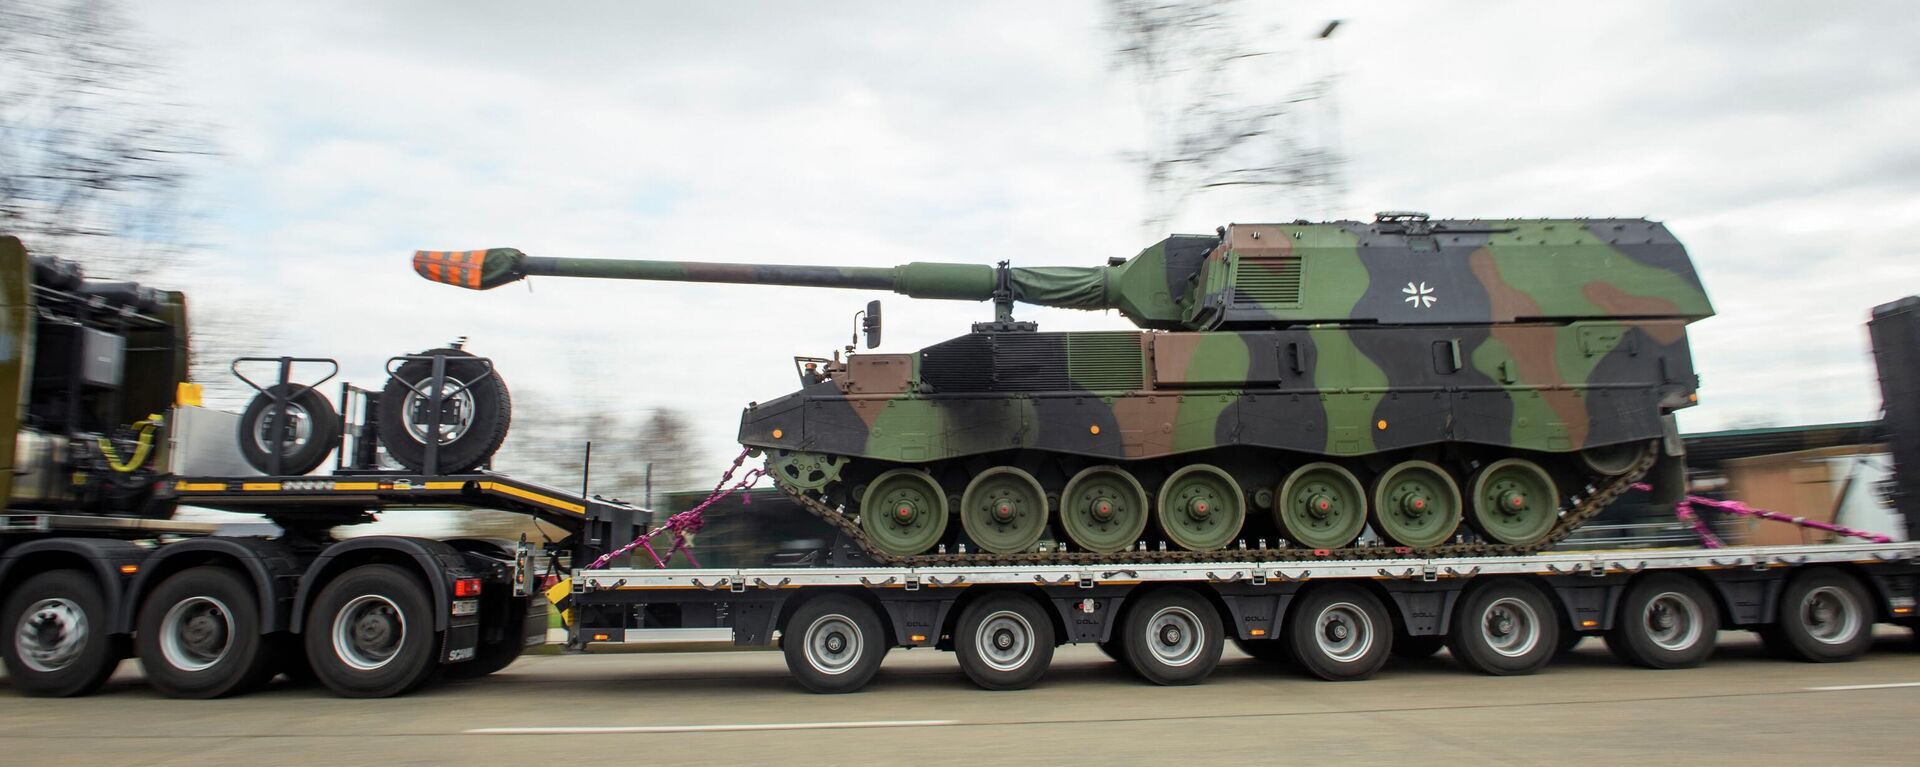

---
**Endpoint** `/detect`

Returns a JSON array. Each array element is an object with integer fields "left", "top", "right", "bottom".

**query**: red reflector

[{"left": 454, "top": 578, "right": 483, "bottom": 597}]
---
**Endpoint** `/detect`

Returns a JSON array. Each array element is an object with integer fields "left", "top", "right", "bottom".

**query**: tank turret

[
  {"left": 416, "top": 214, "right": 1713, "bottom": 561},
  {"left": 416, "top": 213, "right": 1713, "bottom": 332}
]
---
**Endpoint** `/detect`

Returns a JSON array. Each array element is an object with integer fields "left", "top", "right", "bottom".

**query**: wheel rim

[
  {"left": 960, "top": 467, "right": 1048, "bottom": 554},
  {"left": 803, "top": 615, "right": 862, "bottom": 675},
  {"left": 860, "top": 469, "right": 948, "bottom": 557},
  {"left": 1315, "top": 602, "right": 1374, "bottom": 663},
  {"left": 974, "top": 610, "right": 1036, "bottom": 672},
  {"left": 1143, "top": 606, "right": 1205, "bottom": 667},
  {"left": 1580, "top": 441, "right": 1649, "bottom": 476},
  {"left": 160, "top": 596, "right": 234, "bottom": 672},
  {"left": 1481, "top": 596, "right": 1541, "bottom": 658},
  {"left": 401, "top": 376, "right": 476, "bottom": 445},
  {"left": 1645, "top": 591, "right": 1703, "bottom": 651},
  {"left": 1156, "top": 464, "right": 1245, "bottom": 551},
  {"left": 1277, "top": 463, "right": 1367, "bottom": 549},
  {"left": 1470, "top": 459, "right": 1560, "bottom": 546},
  {"left": 253, "top": 402, "right": 314, "bottom": 456},
  {"left": 14, "top": 597, "right": 88, "bottom": 673},
  {"left": 1060, "top": 466, "right": 1150, "bottom": 554},
  {"left": 1801, "top": 585, "right": 1863, "bottom": 645},
  {"left": 332, "top": 594, "right": 406, "bottom": 671},
  {"left": 1370, "top": 461, "right": 1462, "bottom": 548}
]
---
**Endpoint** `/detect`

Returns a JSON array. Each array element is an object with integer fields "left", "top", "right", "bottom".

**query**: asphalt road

[{"left": 4, "top": 630, "right": 1918, "bottom": 767}]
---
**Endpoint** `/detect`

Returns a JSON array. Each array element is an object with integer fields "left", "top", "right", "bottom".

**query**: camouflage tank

[{"left": 415, "top": 213, "right": 1712, "bottom": 560}]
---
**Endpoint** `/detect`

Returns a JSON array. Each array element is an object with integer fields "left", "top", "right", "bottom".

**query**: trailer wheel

[
  {"left": 1765, "top": 569, "right": 1873, "bottom": 663},
  {"left": 1447, "top": 580, "right": 1559, "bottom": 676},
  {"left": 377, "top": 348, "right": 511, "bottom": 474},
  {"left": 782, "top": 594, "right": 887, "bottom": 693},
  {"left": 1605, "top": 575, "right": 1719, "bottom": 669},
  {"left": 1121, "top": 589, "right": 1222, "bottom": 685},
  {"left": 1288, "top": 585, "right": 1390, "bottom": 681},
  {"left": 1390, "top": 634, "right": 1446, "bottom": 660},
  {"left": 238, "top": 383, "right": 340, "bottom": 475},
  {"left": 955, "top": 593, "right": 1055, "bottom": 690},
  {"left": 1, "top": 570, "right": 120, "bottom": 697},
  {"left": 1230, "top": 633, "right": 1293, "bottom": 663},
  {"left": 304, "top": 564, "right": 439, "bottom": 697},
  {"left": 135, "top": 567, "right": 276, "bottom": 698}
]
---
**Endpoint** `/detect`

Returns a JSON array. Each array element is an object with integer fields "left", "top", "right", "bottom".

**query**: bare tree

[{"left": 1105, "top": 1, "right": 1344, "bottom": 231}]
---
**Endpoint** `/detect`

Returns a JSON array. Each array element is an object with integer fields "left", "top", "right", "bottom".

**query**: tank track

[{"left": 778, "top": 450, "right": 1657, "bottom": 567}]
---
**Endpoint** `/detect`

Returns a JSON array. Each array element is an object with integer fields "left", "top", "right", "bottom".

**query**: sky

[{"left": 109, "top": 0, "right": 1920, "bottom": 494}]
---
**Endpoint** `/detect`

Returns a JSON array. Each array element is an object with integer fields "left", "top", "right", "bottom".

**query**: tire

[
  {"left": 237, "top": 383, "right": 340, "bottom": 475},
  {"left": 1, "top": 570, "right": 121, "bottom": 697},
  {"left": 782, "top": 594, "right": 888, "bottom": 693},
  {"left": 1231, "top": 633, "right": 1294, "bottom": 663},
  {"left": 1447, "top": 580, "right": 1559, "bottom": 676},
  {"left": 1120, "top": 589, "right": 1223, "bottom": 685},
  {"left": 1768, "top": 568, "right": 1874, "bottom": 662},
  {"left": 303, "top": 564, "right": 441, "bottom": 698},
  {"left": 442, "top": 596, "right": 533, "bottom": 681},
  {"left": 1097, "top": 634, "right": 1126, "bottom": 663},
  {"left": 1391, "top": 634, "right": 1447, "bottom": 660},
  {"left": 1287, "top": 585, "right": 1391, "bottom": 681},
  {"left": 377, "top": 348, "right": 511, "bottom": 474},
  {"left": 135, "top": 567, "right": 276, "bottom": 698},
  {"left": 1604, "top": 574, "right": 1719, "bottom": 669},
  {"left": 955, "top": 593, "right": 1055, "bottom": 690}
]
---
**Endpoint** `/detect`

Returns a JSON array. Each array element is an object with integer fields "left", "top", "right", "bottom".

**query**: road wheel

[
  {"left": 1155, "top": 464, "right": 1246, "bottom": 552},
  {"left": 136, "top": 567, "right": 275, "bottom": 698},
  {"left": 783, "top": 594, "right": 888, "bottom": 693},
  {"left": 1120, "top": 589, "right": 1223, "bottom": 685},
  {"left": 1467, "top": 458, "right": 1560, "bottom": 546},
  {"left": 860, "top": 469, "right": 949, "bottom": 558},
  {"left": 1768, "top": 569, "right": 1873, "bottom": 662},
  {"left": 1288, "top": 585, "right": 1391, "bottom": 681},
  {"left": 377, "top": 348, "right": 511, "bottom": 474},
  {"left": 304, "top": 564, "right": 439, "bottom": 698},
  {"left": 237, "top": 383, "right": 340, "bottom": 475},
  {"left": 1448, "top": 580, "right": 1559, "bottom": 676},
  {"left": 1231, "top": 633, "right": 1293, "bottom": 664},
  {"left": 955, "top": 593, "right": 1055, "bottom": 690},
  {"left": 1391, "top": 634, "right": 1446, "bottom": 659},
  {"left": 442, "top": 596, "right": 534, "bottom": 681},
  {"left": 1, "top": 570, "right": 120, "bottom": 697},
  {"left": 1060, "top": 466, "right": 1151, "bottom": 554},
  {"left": 1605, "top": 574, "right": 1719, "bottom": 669},
  {"left": 1369, "top": 460, "right": 1463, "bottom": 548},
  {"left": 1275, "top": 463, "right": 1368, "bottom": 549},
  {"left": 959, "top": 468, "right": 1049, "bottom": 555}
]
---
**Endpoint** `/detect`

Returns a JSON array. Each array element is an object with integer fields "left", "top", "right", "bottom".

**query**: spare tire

[
  {"left": 239, "top": 383, "right": 341, "bottom": 475},
  {"left": 377, "top": 348, "right": 510, "bottom": 474}
]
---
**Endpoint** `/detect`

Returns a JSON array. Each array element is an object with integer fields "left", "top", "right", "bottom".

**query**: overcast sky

[{"left": 120, "top": 1, "right": 1920, "bottom": 490}]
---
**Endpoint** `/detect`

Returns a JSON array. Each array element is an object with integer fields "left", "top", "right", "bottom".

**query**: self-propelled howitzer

[{"left": 416, "top": 213, "right": 1714, "bottom": 561}]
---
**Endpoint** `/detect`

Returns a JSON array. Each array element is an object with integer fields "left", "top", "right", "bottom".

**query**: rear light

[{"left": 454, "top": 578, "right": 483, "bottom": 597}]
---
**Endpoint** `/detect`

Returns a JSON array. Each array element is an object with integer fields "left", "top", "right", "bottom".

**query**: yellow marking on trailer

[
  {"left": 478, "top": 482, "right": 585, "bottom": 514},
  {"left": 242, "top": 482, "right": 282, "bottom": 491},
  {"left": 333, "top": 482, "right": 381, "bottom": 491},
  {"left": 175, "top": 482, "right": 225, "bottom": 492},
  {"left": 425, "top": 481, "right": 465, "bottom": 490}
]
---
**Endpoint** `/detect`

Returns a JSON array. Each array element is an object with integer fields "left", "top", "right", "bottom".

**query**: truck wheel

[
  {"left": 1121, "top": 588, "right": 1222, "bottom": 685},
  {"left": 1230, "top": 633, "right": 1293, "bottom": 663},
  {"left": 1448, "top": 580, "right": 1559, "bottom": 676},
  {"left": 135, "top": 567, "right": 275, "bottom": 698},
  {"left": 1288, "top": 585, "right": 1390, "bottom": 681},
  {"left": 782, "top": 594, "right": 887, "bottom": 693},
  {"left": 1605, "top": 575, "right": 1719, "bottom": 669},
  {"left": 1768, "top": 569, "right": 1873, "bottom": 662},
  {"left": 1391, "top": 634, "right": 1447, "bottom": 659},
  {"left": 442, "top": 596, "right": 533, "bottom": 681},
  {"left": 304, "top": 564, "right": 440, "bottom": 698},
  {"left": 955, "top": 593, "right": 1055, "bottom": 690},
  {"left": 377, "top": 348, "right": 511, "bottom": 474},
  {"left": 1, "top": 570, "right": 121, "bottom": 697},
  {"left": 238, "top": 383, "right": 340, "bottom": 475}
]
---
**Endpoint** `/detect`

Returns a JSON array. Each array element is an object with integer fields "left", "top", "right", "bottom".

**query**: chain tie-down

[{"left": 586, "top": 448, "right": 765, "bottom": 569}]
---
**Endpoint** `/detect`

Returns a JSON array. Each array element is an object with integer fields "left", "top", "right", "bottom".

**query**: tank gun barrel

[{"left": 413, "top": 247, "right": 1116, "bottom": 308}]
